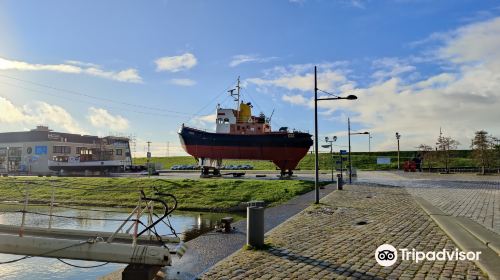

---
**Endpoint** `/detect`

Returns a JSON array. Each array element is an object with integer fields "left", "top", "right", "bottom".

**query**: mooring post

[
  {"left": 133, "top": 192, "right": 142, "bottom": 246},
  {"left": 337, "top": 174, "right": 343, "bottom": 190},
  {"left": 48, "top": 181, "right": 55, "bottom": 229},
  {"left": 19, "top": 185, "right": 30, "bottom": 237},
  {"left": 247, "top": 206, "right": 264, "bottom": 248}
]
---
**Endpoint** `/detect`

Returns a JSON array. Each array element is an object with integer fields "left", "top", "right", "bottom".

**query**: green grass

[
  {"left": 135, "top": 150, "right": 477, "bottom": 171},
  {"left": 0, "top": 177, "right": 321, "bottom": 212}
]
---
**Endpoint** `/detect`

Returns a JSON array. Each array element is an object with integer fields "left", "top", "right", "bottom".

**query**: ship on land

[{"left": 179, "top": 78, "right": 313, "bottom": 177}]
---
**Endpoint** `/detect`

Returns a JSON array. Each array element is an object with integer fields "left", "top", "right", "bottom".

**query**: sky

[{"left": 1, "top": 0, "right": 500, "bottom": 156}]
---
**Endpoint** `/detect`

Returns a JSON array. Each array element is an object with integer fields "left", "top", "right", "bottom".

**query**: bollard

[
  {"left": 336, "top": 174, "right": 343, "bottom": 190},
  {"left": 247, "top": 206, "right": 264, "bottom": 248}
]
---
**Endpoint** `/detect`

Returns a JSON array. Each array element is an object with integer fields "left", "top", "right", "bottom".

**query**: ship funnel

[{"left": 238, "top": 102, "right": 252, "bottom": 123}]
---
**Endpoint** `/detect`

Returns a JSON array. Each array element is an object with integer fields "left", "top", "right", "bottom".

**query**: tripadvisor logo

[
  {"left": 375, "top": 244, "right": 481, "bottom": 267},
  {"left": 375, "top": 244, "right": 397, "bottom": 267}
]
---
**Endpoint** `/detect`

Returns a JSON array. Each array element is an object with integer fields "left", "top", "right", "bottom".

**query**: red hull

[{"left": 182, "top": 144, "right": 309, "bottom": 170}]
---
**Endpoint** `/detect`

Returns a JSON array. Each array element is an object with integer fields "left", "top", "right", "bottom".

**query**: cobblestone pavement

[
  {"left": 201, "top": 185, "right": 488, "bottom": 279},
  {"left": 357, "top": 171, "right": 500, "bottom": 234}
]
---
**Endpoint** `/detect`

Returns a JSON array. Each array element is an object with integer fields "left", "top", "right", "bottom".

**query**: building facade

[{"left": 0, "top": 126, "right": 132, "bottom": 174}]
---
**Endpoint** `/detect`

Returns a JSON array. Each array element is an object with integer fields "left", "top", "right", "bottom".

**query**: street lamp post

[
  {"left": 368, "top": 133, "right": 372, "bottom": 154},
  {"left": 323, "top": 136, "right": 337, "bottom": 182},
  {"left": 348, "top": 124, "right": 369, "bottom": 184},
  {"left": 314, "top": 66, "right": 357, "bottom": 204},
  {"left": 396, "top": 132, "right": 401, "bottom": 170}
]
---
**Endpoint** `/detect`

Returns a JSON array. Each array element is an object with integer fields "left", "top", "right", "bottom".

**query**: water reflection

[{"left": 0, "top": 205, "right": 243, "bottom": 280}]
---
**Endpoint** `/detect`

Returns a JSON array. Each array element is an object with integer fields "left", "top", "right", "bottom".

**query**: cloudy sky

[{"left": 1, "top": 0, "right": 499, "bottom": 156}]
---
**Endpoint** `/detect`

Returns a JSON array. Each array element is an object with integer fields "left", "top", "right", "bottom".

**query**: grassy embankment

[
  {"left": 0, "top": 177, "right": 321, "bottom": 211},
  {"left": 134, "top": 150, "right": 475, "bottom": 171}
]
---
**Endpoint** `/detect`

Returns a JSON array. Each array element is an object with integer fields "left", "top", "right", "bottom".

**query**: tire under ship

[{"left": 179, "top": 82, "right": 313, "bottom": 176}]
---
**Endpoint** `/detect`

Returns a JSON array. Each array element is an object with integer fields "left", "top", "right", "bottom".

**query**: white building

[{"left": 0, "top": 126, "right": 132, "bottom": 175}]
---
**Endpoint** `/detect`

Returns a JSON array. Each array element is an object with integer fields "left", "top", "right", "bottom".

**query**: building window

[
  {"left": 8, "top": 148, "right": 22, "bottom": 157},
  {"left": 76, "top": 147, "right": 91, "bottom": 155},
  {"left": 116, "top": 149, "right": 122, "bottom": 156},
  {"left": 53, "top": 146, "right": 71, "bottom": 154}
]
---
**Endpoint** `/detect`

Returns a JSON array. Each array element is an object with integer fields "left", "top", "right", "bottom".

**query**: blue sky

[{"left": 1, "top": 0, "right": 500, "bottom": 156}]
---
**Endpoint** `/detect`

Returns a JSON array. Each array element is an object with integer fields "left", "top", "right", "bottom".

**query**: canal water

[{"left": 0, "top": 205, "right": 243, "bottom": 279}]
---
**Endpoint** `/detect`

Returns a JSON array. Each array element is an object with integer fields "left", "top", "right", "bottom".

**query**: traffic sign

[{"left": 340, "top": 150, "right": 347, "bottom": 155}]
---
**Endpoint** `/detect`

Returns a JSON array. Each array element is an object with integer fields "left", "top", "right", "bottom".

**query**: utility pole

[
  {"left": 324, "top": 136, "right": 337, "bottom": 182},
  {"left": 395, "top": 132, "right": 401, "bottom": 170},
  {"left": 147, "top": 141, "right": 151, "bottom": 178},
  {"left": 348, "top": 118, "right": 352, "bottom": 184},
  {"left": 314, "top": 66, "right": 319, "bottom": 204}
]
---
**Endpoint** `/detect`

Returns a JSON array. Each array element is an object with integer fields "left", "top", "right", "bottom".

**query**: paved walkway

[
  {"left": 357, "top": 171, "right": 500, "bottom": 234},
  {"left": 201, "top": 185, "right": 488, "bottom": 279},
  {"left": 165, "top": 185, "right": 336, "bottom": 279}
]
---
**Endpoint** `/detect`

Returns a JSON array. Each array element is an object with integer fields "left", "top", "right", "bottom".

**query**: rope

[
  {"left": 57, "top": 258, "right": 109, "bottom": 268},
  {"left": 3, "top": 210, "right": 140, "bottom": 222}
]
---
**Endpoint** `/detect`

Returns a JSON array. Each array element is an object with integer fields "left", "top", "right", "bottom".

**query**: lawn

[
  {"left": 0, "top": 177, "right": 320, "bottom": 212},
  {"left": 134, "top": 150, "right": 476, "bottom": 171}
]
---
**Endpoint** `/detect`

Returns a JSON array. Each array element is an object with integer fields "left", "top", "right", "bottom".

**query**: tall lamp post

[
  {"left": 322, "top": 136, "right": 337, "bottom": 182},
  {"left": 348, "top": 121, "right": 369, "bottom": 184},
  {"left": 314, "top": 66, "right": 357, "bottom": 204},
  {"left": 368, "top": 133, "right": 372, "bottom": 154},
  {"left": 395, "top": 132, "right": 401, "bottom": 170}
]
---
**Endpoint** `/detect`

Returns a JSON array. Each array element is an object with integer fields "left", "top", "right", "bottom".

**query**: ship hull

[{"left": 179, "top": 126, "right": 313, "bottom": 170}]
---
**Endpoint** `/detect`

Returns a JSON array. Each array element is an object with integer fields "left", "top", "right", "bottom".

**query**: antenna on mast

[{"left": 228, "top": 77, "right": 242, "bottom": 118}]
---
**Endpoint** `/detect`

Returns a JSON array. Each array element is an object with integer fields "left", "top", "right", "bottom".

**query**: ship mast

[{"left": 228, "top": 77, "right": 241, "bottom": 119}]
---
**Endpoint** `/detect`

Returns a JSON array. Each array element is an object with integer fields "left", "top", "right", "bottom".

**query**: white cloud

[
  {"left": 194, "top": 114, "right": 216, "bottom": 123},
  {"left": 438, "top": 17, "right": 500, "bottom": 71},
  {"left": 0, "top": 57, "right": 142, "bottom": 83},
  {"left": 36, "top": 103, "right": 86, "bottom": 133},
  {"left": 169, "top": 78, "right": 197, "bottom": 86},
  {"left": 248, "top": 17, "right": 500, "bottom": 151},
  {"left": 229, "top": 54, "right": 277, "bottom": 67},
  {"left": 247, "top": 63, "right": 352, "bottom": 92},
  {"left": 155, "top": 53, "right": 197, "bottom": 72},
  {"left": 0, "top": 96, "right": 85, "bottom": 134},
  {"left": 282, "top": 94, "right": 311, "bottom": 106},
  {"left": 87, "top": 107, "right": 129, "bottom": 131},
  {"left": 189, "top": 113, "right": 216, "bottom": 130},
  {"left": 371, "top": 57, "right": 416, "bottom": 80}
]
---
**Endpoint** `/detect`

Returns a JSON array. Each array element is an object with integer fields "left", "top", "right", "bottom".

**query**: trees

[
  {"left": 471, "top": 130, "right": 497, "bottom": 174},
  {"left": 436, "top": 134, "right": 459, "bottom": 174},
  {"left": 417, "top": 144, "right": 435, "bottom": 171}
]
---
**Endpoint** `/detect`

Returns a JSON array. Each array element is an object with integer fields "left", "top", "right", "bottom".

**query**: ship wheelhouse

[{"left": 215, "top": 102, "right": 271, "bottom": 135}]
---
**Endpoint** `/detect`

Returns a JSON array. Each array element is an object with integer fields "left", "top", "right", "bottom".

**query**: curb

[{"left": 414, "top": 197, "right": 500, "bottom": 280}]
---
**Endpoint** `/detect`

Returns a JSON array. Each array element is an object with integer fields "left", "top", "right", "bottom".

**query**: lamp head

[{"left": 346, "top": 95, "right": 357, "bottom": 100}]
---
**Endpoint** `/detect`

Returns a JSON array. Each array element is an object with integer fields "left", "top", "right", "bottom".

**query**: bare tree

[
  {"left": 436, "top": 134, "right": 459, "bottom": 174},
  {"left": 471, "top": 130, "right": 496, "bottom": 174},
  {"left": 417, "top": 144, "right": 435, "bottom": 171}
]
